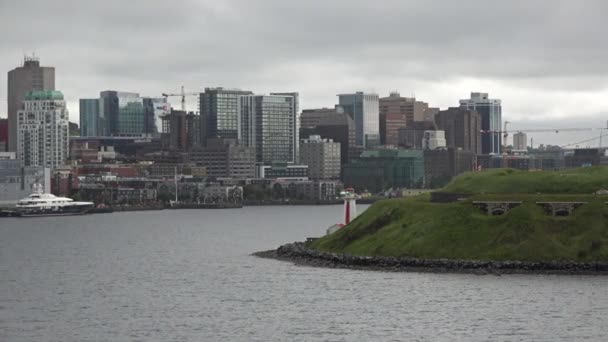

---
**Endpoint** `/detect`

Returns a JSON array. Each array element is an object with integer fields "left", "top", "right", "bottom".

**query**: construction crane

[
  {"left": 481, "top": 125, "right": 608, "bottom": 152},
  {"left": 162, "top": 86, "right": 199, "bottom": 112}
]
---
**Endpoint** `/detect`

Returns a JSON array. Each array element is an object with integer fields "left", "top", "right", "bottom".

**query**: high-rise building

[
  {"left": 513, "top": 132, "right": 527, "bottom": 151},
  {"left": 435, "top": 107, "right": 482, "bottom": 154},
  {"left": 7, "top": 56, "right": 55, "bottom": 152},
  {"left": 337, "top": 92, "right": 379, "bottom": 148},
  {"left": 79, "top": 99, "right": 99, "bottom": 137},
  {"left": 239, "top": 93, "right": 298, "bottom": 164},
  {"left": 300, "top": 107, "right": 355, "bottom": 165},
  {"left": 143, "top": 97, "right": 170, "bottom": 136},
  {"left": 17, "top": 90, "right": 69, "bottom": 169},
  {"left": 199, "top": 87, "right": 253, "bottom": 144},
  {"left": 99, "top": 91, "right": 145, "bottom": 137},
  {"left": 379, "top": 93, "right": 430, "bottom": 146},
  {"left": 160, "top": 109, "right": 200, "bottom": 151},
  {"left": 0, "top": 118, "right": 8, "bottom": 151},
  {"left": 299, "top": 135, "right": 341, "bottom": 180},
  {"left": 271, "top": 92, "right": 300, "bottom": 162},
  {"left": 459, "top": 92, "right": 502, "bottom": 154}
]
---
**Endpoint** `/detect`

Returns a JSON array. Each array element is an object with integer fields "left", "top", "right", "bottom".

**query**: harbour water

[{"left": 1, "top": 205, "right": 607, "bottom": 341}]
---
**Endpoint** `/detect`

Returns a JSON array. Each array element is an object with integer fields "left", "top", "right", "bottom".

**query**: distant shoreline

[{"left": 254, "top": 242, "right": 608, "bottom": 276}]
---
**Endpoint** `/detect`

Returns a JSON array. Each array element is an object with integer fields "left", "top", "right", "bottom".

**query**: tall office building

[
  {"left": 79, "top": 99, "right": 99, "bottom": 137},
  {"left": 337, "top": 92, "right": 379, "bottom": 148},
  {"left": 300, "top": 106, "right": 355, "bottom": 165},
  {"left": 271, "top": 92, "right": 300, "bottom": 161},
  {"left": 435, "top": 107, "right": 482, "bottom": 154},
  {"left": 459, "top": 92, "right": 502, "bottom": 154},
  {"left": 239, "top": 93, "right": 298, "bottom": 164},
  {"left": 379, "top": 93, "right": 431, "bottom": 146},
  {"left": 7, "top": 56, "right": 55, "bottom": 152},
  {"left": 0, "top": 118, "right": 8, "bottom": 151},
  {"left": 17, "top": 90, "right": 69, "bottom": 169},
  {"left": 513, "top": 132, "right": 527, "bottom": 151},
  {"left": 160, "top": 109, "right": 200, "bottom": 151},
  {"left": 199, "top": 87, "right": 253, "bottom": 144},
  {"left": 99, "top": 91, "right": 145, "bottom": 136}
]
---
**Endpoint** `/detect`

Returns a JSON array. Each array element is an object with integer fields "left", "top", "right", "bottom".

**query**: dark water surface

[{"left": 1, "top": 206, "right": 607, "bottom": 341}]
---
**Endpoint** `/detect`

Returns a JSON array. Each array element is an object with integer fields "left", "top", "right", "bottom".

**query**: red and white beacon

[{"left": 341, "top": 188, "right": 358, "bottom": 224}]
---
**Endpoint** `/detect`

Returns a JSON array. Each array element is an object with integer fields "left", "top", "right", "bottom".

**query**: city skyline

[{"left": 1, "top": 0, "right": 608, "bottom": 146}]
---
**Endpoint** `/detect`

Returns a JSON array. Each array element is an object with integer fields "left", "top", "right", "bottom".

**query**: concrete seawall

[{"left": 254, "top": 242, "right": 608, "bottom": 275}]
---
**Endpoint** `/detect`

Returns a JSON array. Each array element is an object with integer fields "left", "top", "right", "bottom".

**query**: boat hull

[{"left": 16, "top": 204, "right": 93, "bottom": 217}]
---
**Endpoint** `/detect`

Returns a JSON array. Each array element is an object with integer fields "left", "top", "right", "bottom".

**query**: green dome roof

[{"left": 25, "top": 90, "right": 64, "bottom": 101}]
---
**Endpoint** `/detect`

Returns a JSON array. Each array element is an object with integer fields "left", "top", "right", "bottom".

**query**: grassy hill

[
  {"left": 442, "top": 167, "right": 608, "bottom": 195},
  {"left": 310, "top": 167, "right": 608, "bottom": 262}
]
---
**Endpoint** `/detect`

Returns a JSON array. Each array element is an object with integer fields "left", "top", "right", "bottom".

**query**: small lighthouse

[{"left": 341, "top": 188, "right": 358, "bottom": 224}]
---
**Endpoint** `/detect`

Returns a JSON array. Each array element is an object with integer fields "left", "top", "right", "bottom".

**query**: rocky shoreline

[{"left": 254, "top": 242, "right": 608, "bottom": 275}]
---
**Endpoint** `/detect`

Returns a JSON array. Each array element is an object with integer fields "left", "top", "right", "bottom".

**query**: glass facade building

[
  {"left": 99, "top": 91, "right": 146, "bottom": 137},
  {"left": 79, "top": 98, "right": 99, "bottom": 137},
  {"left": 459, "top": 92, "right": 502, "bottom": 154},
  {"left": 239, "top": 94, "right": 298, "bottom": 164},
  {"left": 337, "top": 92, "right": 379, "bottom": 148},
  {"left": 199, "top": 88, "right": 253, "bottom": 144}
]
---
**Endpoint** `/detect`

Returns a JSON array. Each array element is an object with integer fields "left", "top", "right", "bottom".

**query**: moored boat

[{"left": 15, "top": 185, "right": 94, "bottom": 217}]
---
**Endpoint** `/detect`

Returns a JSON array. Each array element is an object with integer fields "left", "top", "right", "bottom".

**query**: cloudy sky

[{"left": 1, "top": 0, "right": 607, "bottom": 147}]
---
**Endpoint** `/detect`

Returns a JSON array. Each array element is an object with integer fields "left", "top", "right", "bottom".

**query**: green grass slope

[
  {"left": 442, "top": 167, "right": 608, "bottom": 194},
  {"left": 311, "top": 167, "right": 608, "bottom": 262}
]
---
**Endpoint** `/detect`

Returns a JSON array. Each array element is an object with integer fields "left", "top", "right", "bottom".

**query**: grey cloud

[{"left": 1, "top": 0, "right": 608, "bottom": 145}]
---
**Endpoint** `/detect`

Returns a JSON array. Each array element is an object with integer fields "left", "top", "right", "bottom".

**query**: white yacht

[{"left": 15, "top": 185, "right": 94, "bottom": 217}]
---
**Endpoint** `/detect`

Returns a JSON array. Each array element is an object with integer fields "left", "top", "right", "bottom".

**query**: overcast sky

[{"left": 1, "top": 0, "right": 607, "bottom": 147}]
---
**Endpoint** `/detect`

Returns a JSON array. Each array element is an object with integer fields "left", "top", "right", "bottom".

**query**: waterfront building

[
  {"left": 258, "top": 163, "right": 308, "bottom": 179},
  {"left": 7, "top": 56, "right": 55, "bottom": 152},
  {"left": 337, "top": 92, "right": 379, "bottom": 148},
  {"left": 190, "top": 139, "right": 256, "bottom": 179},
  {"left": 271, "top": 179, "right": 338, "bottom": 201},
  {"left": 342, "top": 149, "right": 425, "bottom": 192},
  {"left": 459, "top": 92, "right": 502, "bottom": 154},
  {"left": 240, "top": 93, "right": 299, "bottom": 164},
  {"left": 300, "top": 107, "right": 355, "bottom": 165},
  {"left": 397, "top": 121, "right": 437, "bottom": 149},
  {"left": 299, "top": 135, "right": 341, "bottom": 180},
  {"left": 435, "top": 107, "right": 482, "bottom": 154},
  {"left": 17, "top": 90, "right": 69, "bottom": 169},
  {"left": 0, "top": 158, "right": 50, "bottom": 206},
  {"left": 513, "top": 132, "right": 528, "bottom": 151},
  {"left": 199, "top": 87, "right": 253, "bottom": 144},
  {"left": 379, "top": 93, "right": 431, "bottom": 146},
  {"left": 79, "top": 99, "right": 100, "bottom": 137}
]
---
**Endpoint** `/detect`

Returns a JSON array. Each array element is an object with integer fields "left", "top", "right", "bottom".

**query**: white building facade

[{"left": 17, "top": 90, "right": 69, "bottom": 169}]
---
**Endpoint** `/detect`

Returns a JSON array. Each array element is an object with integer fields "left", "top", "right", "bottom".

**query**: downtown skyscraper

[
  {"left": 239, "top": 93, "right": 299, "bottom": 164},
  {"left": 337, "top": 92, "right": 380, "bottom": 148},
  {"left": 460, "top": 92, "right": 502, "bottom": 154},
  {"left": 17, "top": 90, "right": 69, "bottom": 169},
  {"left": 199, "top": 87, "right": 253, "bottom": 144},
  {"left": 7, "top": 56, "right": 55, "bottom": 152}
]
